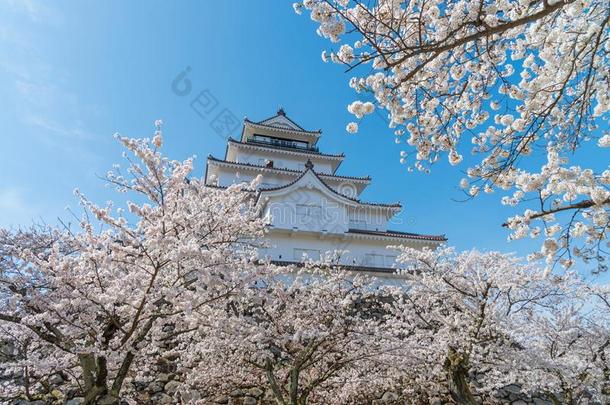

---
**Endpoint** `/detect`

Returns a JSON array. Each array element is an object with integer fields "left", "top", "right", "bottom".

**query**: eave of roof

[
  {"left": 256, "top": 110, "right": 307, "bottom": 131},
  {"left": 347, "top": 228, "right": 447, "bottom": 242},
  {"left": 207, "top": 156, "right": 371, "bottom": 183},
  {"left": 255, "top": 166, "right": 400, "bottom": 209},
  {"left": 205, "top": 180, "right": 400, "bottom": 210},
  {"left": 227, "top": 138, "right": 344, "bottom": 160},
  {"left": 270, "top": 260, "right": 402, "bottom": 275},
  {"left": 243, "top": 119, "right": 322, "bottom": 136}
]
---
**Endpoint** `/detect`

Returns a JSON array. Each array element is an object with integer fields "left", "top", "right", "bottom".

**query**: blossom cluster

[
  {"left": 0, "top": 125, "right": 266, "bottom": 403},
  {"left": 0, "top": 127, "right": 607, "bottom": 404},
  {"left": 296, "top": 0, "right": 610, "bottom": 272}
]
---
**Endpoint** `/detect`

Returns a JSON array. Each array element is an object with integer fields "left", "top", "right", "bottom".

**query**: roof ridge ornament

[
  {"left": 305, "top": 159, "right": 314, "bottom": 170},
  {"left": 277, "top": 107, "right": 286, "bottom": 116}
]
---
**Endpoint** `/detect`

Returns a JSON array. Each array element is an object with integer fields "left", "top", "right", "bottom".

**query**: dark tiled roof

[
  {"left": 255, "top": 166, "right": 401, "bottom": 209},
  {"left": 205, "top": 183, "right": 254, "bottom": 192},
  {"left": 207, "top": 155, "right": 370, "bottom": 182},
  {"left": 227, "top": 138, "right": 344, "bottom": 159},
  {"left": 270, "top": 260, "right": 400, "bottom": 274},
  {"left": 244, "top": 118, "right": 322, "bottom": 135},
  {"left": 205, "top": 181, "right": 400, "bottom": 209},
  {"left": 257, "top": 108, "right": 307, "bottom": 131},
  {"left": 206, "top": 159, "right": 399, "bottom": 209},
  {"left": 347, "top": 228, "right": 447, "bottom": 242}
]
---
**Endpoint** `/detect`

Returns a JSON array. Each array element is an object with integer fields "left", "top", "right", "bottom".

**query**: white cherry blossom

[{"left": 297, "top": 0, "right": 610, "bottom": 273}]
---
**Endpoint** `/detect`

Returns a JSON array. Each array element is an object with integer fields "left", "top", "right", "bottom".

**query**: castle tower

[{"left": 205, "top": 109, "right": 446, "bottom": 273}]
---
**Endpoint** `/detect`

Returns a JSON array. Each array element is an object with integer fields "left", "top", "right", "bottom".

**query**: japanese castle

[{"left": 205, "top": 109, "right": 446, "bottom": 273}]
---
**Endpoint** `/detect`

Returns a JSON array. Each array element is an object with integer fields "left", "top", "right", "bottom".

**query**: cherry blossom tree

[
  {"left": 0, "top": 122, "right": 607, "bottom": 405},
  {"left": 295, "top": 0, "right": 610, "bottom": 273},
  {"left": 179, "top": 265, "right": 413, "bottom": 404},
  {"left": 391, "top": 247, "right": 609, "bottom": 403},
  {"left": 178, "top": 247, "right": 610, "bottom": 404},
  {"left": 0, "top": 123, "right": 266, "bottom": 404},
  {"left": 522, "top": 284, "right": 610, "bottom": 403}
]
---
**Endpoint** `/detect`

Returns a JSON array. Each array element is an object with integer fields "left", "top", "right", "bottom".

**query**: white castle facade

[{"left": 205, "top": 109, "right": 446, "bottom": 273}]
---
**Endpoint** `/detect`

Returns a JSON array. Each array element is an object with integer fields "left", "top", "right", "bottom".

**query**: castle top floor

[{"left": 240, "top": 108, "right": 322, "bottom": 151}]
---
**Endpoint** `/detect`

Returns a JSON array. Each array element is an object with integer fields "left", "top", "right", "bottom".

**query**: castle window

[
  {"left": 349, "top": 219, "right": 367, "bottom": 229},
  {"left": 293, "top": 248, "right": 320, "bottom": 261},
  {"left": 363, "top": 253, "right": 384, "bottom": 267},
  {"left": 260, "top": 182, "right": 277, "bottom": 189},
  {"left": 296, "top": 204, "right": 321, "bottom": 219},
  {"left": 385, "top": 255, "right": 397, "bottom": 267}
]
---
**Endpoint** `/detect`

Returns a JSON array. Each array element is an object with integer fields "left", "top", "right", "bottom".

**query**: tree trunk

[
  {"left": 444, "top": 347, "right": 478, "bottom": 405},
  {"left": 264, "top": 359, "right": 287, "bottom": 405},
  {"left": 79, "top": 353, "right": 120, "bottom": 405},
  {"left": 290, "top": 368, "right": 299, "bottom": 405},
  {"left": 82, "top": 389, "right": 119, "bottom": 405}
]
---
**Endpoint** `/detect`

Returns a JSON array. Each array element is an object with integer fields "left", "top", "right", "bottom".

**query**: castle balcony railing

[{"left": 248, "top": 136, "right": 319, "bottom": 153}]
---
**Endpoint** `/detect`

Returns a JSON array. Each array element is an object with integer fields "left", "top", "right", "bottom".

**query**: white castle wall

[
  {"left": 215, "top": 169, "right": 289, "bottom": 189},
  {"left": 259, "top": 231, "right": 432, "bottom": 269},
  {"left": 234, "top": 150, "right": 335, "bottom": 174},
  {"left": 261, "top": 188, "right": 394, "bottom": 233},
  {"left": 263, "top": 188, "right": 349, "bottom": 234},
  {"left": 348, "top": 207, "right": 390, "bottom": 232},
  {"left": 211, "top": 165, "right": 369, "bottom": 196}
]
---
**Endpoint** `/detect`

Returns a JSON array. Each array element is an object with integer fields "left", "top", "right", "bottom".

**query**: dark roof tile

[
  {"left": 227, "top": 138, "right": 344, "bottom": 159},
  {"left": 207, "top": 155, "right": 370, "bottom": 182},
  {"left": 270, "top": 260, "right": 401, "bottom": 274},
  {"left": 254, "top": 166, "right": 400, "bottom": 209},
  {"left": 244, "top": 118, "right": 322, "bottom": 135},
  {"left": 347, "top": 228, "right": 447, "bottom": 242}
]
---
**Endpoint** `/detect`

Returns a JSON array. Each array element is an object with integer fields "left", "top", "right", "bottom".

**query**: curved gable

[{"left": 256, "top": 169, "right": 361, "bottom": 209}]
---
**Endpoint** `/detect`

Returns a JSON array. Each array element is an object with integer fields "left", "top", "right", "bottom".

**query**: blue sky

[{"left": 0, "top": 1, "right": 606, "bottom": 264}]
